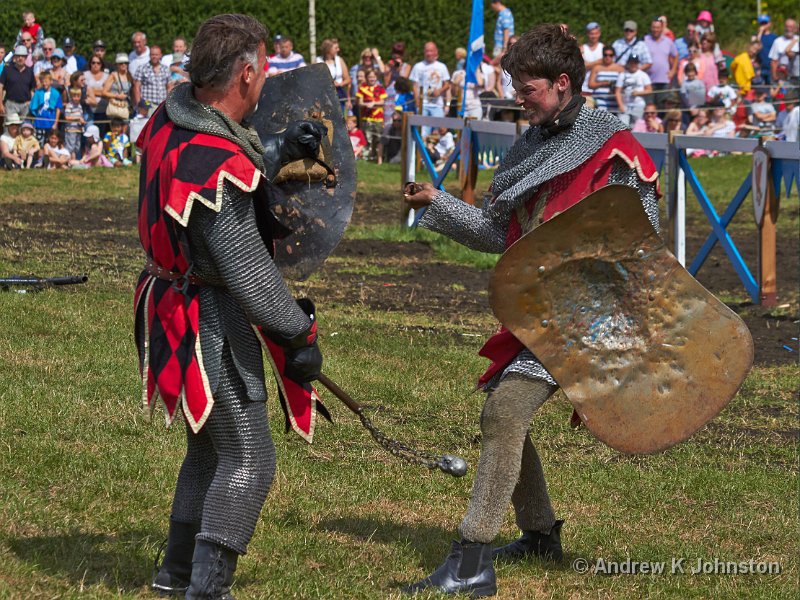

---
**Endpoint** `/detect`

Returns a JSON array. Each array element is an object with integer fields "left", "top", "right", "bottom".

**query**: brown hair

[
  {"left": 189, "top": 14, "right": 268, "bottom": 89},
  {"left": 320, "top": 38, "right": 339, "bottom": 59},
  {"left": 501, "top": 23, "right": 585, "bottom": 94}
]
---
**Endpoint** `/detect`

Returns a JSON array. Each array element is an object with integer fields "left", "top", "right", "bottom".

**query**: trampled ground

[{"left": 0, "top": 160, "right": 797, "bottom": 599}]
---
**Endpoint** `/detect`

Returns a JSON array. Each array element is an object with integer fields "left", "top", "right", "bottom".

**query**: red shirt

[{"left": 356, "top": 83, "right": 388, "bottom": 122}]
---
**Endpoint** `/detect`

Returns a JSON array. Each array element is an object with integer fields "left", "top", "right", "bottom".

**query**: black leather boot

[
  {"left": 185, "top": 539, "right": 239, "bottom": 600},
  {"left": 403, "top": 540, "right": 496, "bottom": 597},
  {"left": 492, "top": 520, "right": 564, "bottom": 562},
  {"left": 151, "top": 519, "right": 200, "bottom": 596}
]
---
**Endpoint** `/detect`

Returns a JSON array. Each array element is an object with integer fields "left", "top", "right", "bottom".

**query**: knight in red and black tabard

[
  {"left": 133, "top": 14, "right": 327, "bottom": 599},
  {"left": 403, "top": 25, "right": 660, "bottom": 597}
]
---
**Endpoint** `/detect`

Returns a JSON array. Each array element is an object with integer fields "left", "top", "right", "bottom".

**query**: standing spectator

[
  {"left": 675, "top": 22, "right": 699, "bottom": 61},
  {"left": 757, "top": 15, "right": 778, "bottom": 85},
  {"left": 14, "top": 12, "right": 44, "bottom": 52},
  {"left": 133, "top": 46, "right": 168, "bottom": 116},
  {"left": 356, "top": 70, "right": 388, "bottom": 162},
  {"left": 409, "top": 42, "right": 450, "bottom": 136},
  {"left": 63, "top": 87, "right": 86, "bottom": 158},
  {"left": 782, "top": 103, "right": 798, "bottom": 142},
  {"left": 393, "top": 77, "right": 416, "bottom": 114},
  {"left": 588, "top": 46, "right": 624, "bottom": 111},
  {"left": 731, "top": 39, "right": 762, "bottom": 97},
  {"left": 450, "top": 60, "right": 484, "bottom": 118},
  {"left": 612, "top": 21, "right": 652, "bottom": 71},
  {"left": 48, "top": 49, "right": 68, "bottom": 94},
  {"left": 676, "top": 42, "right": 700, "bottom": 85},
  {"left": 161, "top": 37, "right": 189, "bottom": 68},
  {"left": 84, "top": 56, "right": 109, "bottom": 134},
  {"left": 680, "top": 63, "right": 706, "bottom": 113},
  {"left": 644, "top": 18, "right": 678, "bottom": 110},
  {"left": 267, "top": 36, "right": 305, "bottom": 76},
  {"left": 317, "top": 39, "right": 351, "bottom": 114},
  {"left": 614, "top": 54, "right": 652, "bottom": 126},
  {"left": 490, "top": 1, "right": 514, "bottom": 57},
  {"left": 383, "top": 42, "right": 412, "bottom": 124},
  {"left": 698, "top": 34, "right": 720, "bottom": 94},
  {"left": 1, "top": 114, "right": 24, "bottom": 169},
  {"left": 17, "top": 31, "right": 35, "bottom": 68},
  {"left": 92, "top": 40, "right": 111, "bottom": 72},
  {"left": 350, "top": 48, "right": 384, "bottom": 97},
  {"left": 33, "top": 38, "right": 56, "bottom": 84},
  {"left": 62, "top": 37, "right": 86, "bottom": 74},
  {"left": 581, "top": 22, "right": 604, "bottom": 96},
  {"left": 13, "top": 121, "right": 40, "bottom": 167},
  {"left": 769, "top": 19, "right": 799, "bottom": 84},
  {"left": 0, "top": 46, "right": 36, "bottom": 119},
  {"left": 632, "top": 103, "right": 664, "bottom": 132},
  {"left": 103, "top": 54, "right": 134, "bottom": 116},
  {"left": 128, "top": 32, "right": 150, "bottom": 78},
  {"left": 0, "top": 45, "right": 6, "bottom": 78},
  {"left": 658, "top": 16, "right": 675, "bottom": 41},
  {"left": 30, "top": 71, "right": 62, "bottom": 142},
  {"left": 379, "top": 110, "right": 404, "bottom": 163}
]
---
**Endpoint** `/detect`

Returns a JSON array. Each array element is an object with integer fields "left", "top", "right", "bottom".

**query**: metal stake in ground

[{"left": 316, "top": 373, "right": 468, "bottom": 477}]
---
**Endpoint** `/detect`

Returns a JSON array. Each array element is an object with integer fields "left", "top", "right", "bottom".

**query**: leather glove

[
  {"left": 261, "top": 121, "right": 327, "bottom": 180},
  {"left": 268, "top": 298, "right": 323, "bottom": 383}
]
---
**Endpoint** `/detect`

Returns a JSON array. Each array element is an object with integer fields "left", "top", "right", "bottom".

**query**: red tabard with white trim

[{"left": 477, "top": 130, "right": 660, "bottom": 389}]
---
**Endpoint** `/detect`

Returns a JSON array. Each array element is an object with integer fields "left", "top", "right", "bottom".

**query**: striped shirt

[{"left": 267, "top": 52, "right": 306, "bottom": 76}]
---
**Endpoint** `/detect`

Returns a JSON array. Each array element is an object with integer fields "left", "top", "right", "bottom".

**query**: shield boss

[{"left": 489, "top": 185, "right": 754, "bottom": 454}]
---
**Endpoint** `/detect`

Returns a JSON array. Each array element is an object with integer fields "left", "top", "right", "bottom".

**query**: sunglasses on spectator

[
  {"left": 624, "top": 28, "right": 635, "bottom": 32},
  {"left": 22, "top": 37, "right": 33, "bottom": 42},
  {"left": 90, "top": 60, "right": 102, "bottom": 65}
]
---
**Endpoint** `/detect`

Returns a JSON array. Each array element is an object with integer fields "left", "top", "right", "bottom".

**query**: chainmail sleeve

[
  {"left": 608, "top": 160, "right": 661, "bottom": 234},
  {"left": 418, "top": 190, "right": 509, "bottom": 254},
  {"left": 190, "top": 180, "right": 310, "bottom": 339}
]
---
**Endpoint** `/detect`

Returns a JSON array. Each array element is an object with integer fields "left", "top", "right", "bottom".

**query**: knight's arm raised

[{"left": 418, "top": 190, "right": 508, "bottom": 254}]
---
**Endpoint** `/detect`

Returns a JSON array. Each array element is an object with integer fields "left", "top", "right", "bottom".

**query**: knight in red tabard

[
  {"left": 134, "top": 14, "right": 326, "bottom": 599},
  {"left": 404, "top": 24, "right": 659, "bottom": 597}
]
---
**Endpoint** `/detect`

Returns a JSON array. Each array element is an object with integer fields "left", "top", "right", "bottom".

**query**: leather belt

[{"left": 145, "top": 258, "right": 205, "bottom": 292}]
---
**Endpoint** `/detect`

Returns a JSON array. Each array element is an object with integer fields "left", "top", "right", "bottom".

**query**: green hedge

[{"left": 1, "top": 0, "right": 795, "bottom": 68}]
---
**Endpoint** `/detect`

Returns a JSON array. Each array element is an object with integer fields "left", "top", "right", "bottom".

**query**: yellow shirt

[{"left": 730, "top": 52, "right": 755, "bottom": 94}]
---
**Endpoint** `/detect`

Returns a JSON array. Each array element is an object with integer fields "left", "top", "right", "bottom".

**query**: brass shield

[
  {"left": 249, "top": 64, "right": 356, "bottom": 281},
  {"left": 489, "top": 185, "right": 754, "bottom": 454}
]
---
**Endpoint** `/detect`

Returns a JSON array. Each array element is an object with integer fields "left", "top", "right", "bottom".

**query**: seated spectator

[
  {"left": 614, "top": 54, "right": 652, "bottom": 126},
  {"left": 380, "top": 111, "right": 404, "bottom": 164},
  {"left": 707, "top": 68, "right": 738, "bottom": 112},
  {"left": 708, "top": 105, "right": 735, "bottom": 141},
  {"left": 29, "top": 71, "right": 62, "bottom": 143},
  {"left": 72, "top": 124, "right": 112, "bottom": 168},
  {"left": 748, "top": 86, "right": 777, "bottom": 131},
  {"left": 632, "top": 103, "right": 664, "bottom": 132},
  {"left": 63, "top": 86, "right": 86, "bottom": 159},
  {"left": 13, "top": 121, "right": 41, "bottom": 168},
  {"left": 1, "top": 115, "right": 24, "bottom": 169},
  {"left": 346, "top": 115, "right": 366, "bottom": 158},
  {"left": 664, "top": 109, "right": 684, "bottom": 132},
  {"left": 782, "top": 103, "right": 798, "bottom": 142},
  {"left": 425, "top": 126, "right": 455, "bottom": 166},
  {"left": 103, "top": 118, "right": 132, "bottom": 166},
  {"left": 588, "top": 47, "right": 624, "bottom": 111},
  {"left": 685, "top": 109, "right": 711, "bottom": 156},
  {"left": 43, "top": 128, "right": 71, "bottom": 169},
  {"left": 267, "top": 36, "right": 306, "bottom": 77}
]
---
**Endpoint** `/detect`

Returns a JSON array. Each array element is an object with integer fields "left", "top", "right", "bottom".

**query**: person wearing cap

[
  {"left": 611, "top": 20, "right": 652, "bottom": 71},
  {"left": 62, "top": 37, "right": 86, "bottom": 74},
  {"left": 12, "top": 120, "right": 40, "bottom": 167},
  {"left": 490, "top": 1, "right": 515, "bottom": 57},
  {"left": 644, "top": 17, "right": 678, "bottom": 109},
  {"left": 768, "top": 19, "right": 799, "bottom": 84},
  {"left": 757, "top": 15, "right": 778, "bottom": 85},
  {"left": 581, "top": 22, "right": 604, "bottom": 95},
  {"left": 102, "top": 53, "right": 134, "bottom": 118},
  {"left": 48, "top": 48, "right": 69, "bottom": 92},
  {"left": 0, "top": 45, "right": 36, "bottom": 119},
  {"left": 128, "top": 31, "right": 150, "bottom": 77},
  {"left": 91, "top": 40, "right": 111, "bottom": 72},
  {"left": 1, "top": 113, "right": 24, "bottom": 168},
  {"left": 695, "top": 10, "right": 714, "bottom": 37},
  {"left": 615, "top": 53, "right": 652, "bottom": 125}
]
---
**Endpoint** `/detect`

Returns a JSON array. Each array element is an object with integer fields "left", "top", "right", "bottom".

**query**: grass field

[{"left": 0, "top": 158, "right": 797, "bottom": 600}]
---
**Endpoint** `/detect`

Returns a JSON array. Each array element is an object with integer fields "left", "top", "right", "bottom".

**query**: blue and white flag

[{"left": 465, "top": 0, "right": 484, "bottom": 85}]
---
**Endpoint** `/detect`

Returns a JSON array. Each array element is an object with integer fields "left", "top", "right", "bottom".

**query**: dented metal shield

[
  {"left": 249, "top": 64, "right": 356, "bottom": 280},
  {"left": 489, "top": 184, "right": 754, "bottom": 454}
]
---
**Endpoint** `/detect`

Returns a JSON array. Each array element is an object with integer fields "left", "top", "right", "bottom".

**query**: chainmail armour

[
  {"left": 419, "top": 105, "right": 660, "bottom": 388},
  {"left": 158, "top": 84, "right": 306, "bottom": 554}
]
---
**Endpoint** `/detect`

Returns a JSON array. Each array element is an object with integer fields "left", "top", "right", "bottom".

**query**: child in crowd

[
  {"left": 103, "top": 118, "right": 132, "bottom": 167},
  {"left": 708, "top": 104, "right": 736, "bottom": 147},
  {"left": 707, "top": 68, "right": 738, "bottom": 112},
  {"left": 13, "top": 122, "right": 41, "bottom": 168},
  {"left": 72, "top": 125, "right": 112, "bottom": 168},
  {"left": 747, "top": 86, "right": 777, "bottom": 134},
  {"left": 686, "top": 110, "right": 711, "bottom": 157},
  {"left": 614, "top": 54, "right": 652, "bottom": 126},
  {"left": 394, "top": 77, "right": 416, "bottom": 114},
  {"left": 43, "top": 128, "right": 71, "bottom": 169},
  {"left": 424, "top": 126, "right": 455, "bottom": 167},
  {"left": 356, "top": 69, "right": 388, "bottom": 162},
  {"left": 346, "top": 115, "right": 366, "bottom": 158},
  {"left": 167, "top": 52, "right": 189, "bottom": 92},
  {"left": 30, "top": 71, "right": 63, "bottom": 143},
  {"left": 679, "top": 63, "right": 707, "bottom": 127},
  {"left": 664, "top": 109, "right": 684, "bottom": 132},
  {"left": 63, "top": 87, "right": 86, "bottom": 159},
  {"left": 15, "top": 11, "right": 43, "bottom": 51}
]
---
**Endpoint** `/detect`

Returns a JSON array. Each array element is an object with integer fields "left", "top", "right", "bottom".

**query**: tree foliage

[{"left": 1, "top": 0, "right": 795, "bottom": 67}]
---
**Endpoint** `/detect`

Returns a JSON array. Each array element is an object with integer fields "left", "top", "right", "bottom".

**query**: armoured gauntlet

[
  {"left": 267, "top": 298, "right": 323, "bottom": 383},
  {"left": 262, "top": 121, "right": 328, "bottom": 180}
]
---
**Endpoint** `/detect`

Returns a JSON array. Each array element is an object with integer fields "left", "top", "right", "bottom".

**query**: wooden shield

[
  {"left": 489, "top": 185, "right": 754, "bottom": 454},
  {"left": 249, "top": 64, "right": 356, "bottom": 281}
]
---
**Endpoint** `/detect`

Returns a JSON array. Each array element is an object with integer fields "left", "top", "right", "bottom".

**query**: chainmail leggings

[
  {"left": 459, "top": 373, "right": 558, "bottom": 544},
  {"left": 170, "top": 343, "right": 276, "bottom": 555}
]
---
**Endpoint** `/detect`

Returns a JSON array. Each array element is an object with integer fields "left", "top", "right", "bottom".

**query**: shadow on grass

[{"left": 7, "top": 528, "right": 158, "bottom": 592}]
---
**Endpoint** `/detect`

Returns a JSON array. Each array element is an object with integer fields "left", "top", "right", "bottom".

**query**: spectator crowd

[{"left": 1, "top": 5, "right": 798, "bottom": 171}]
